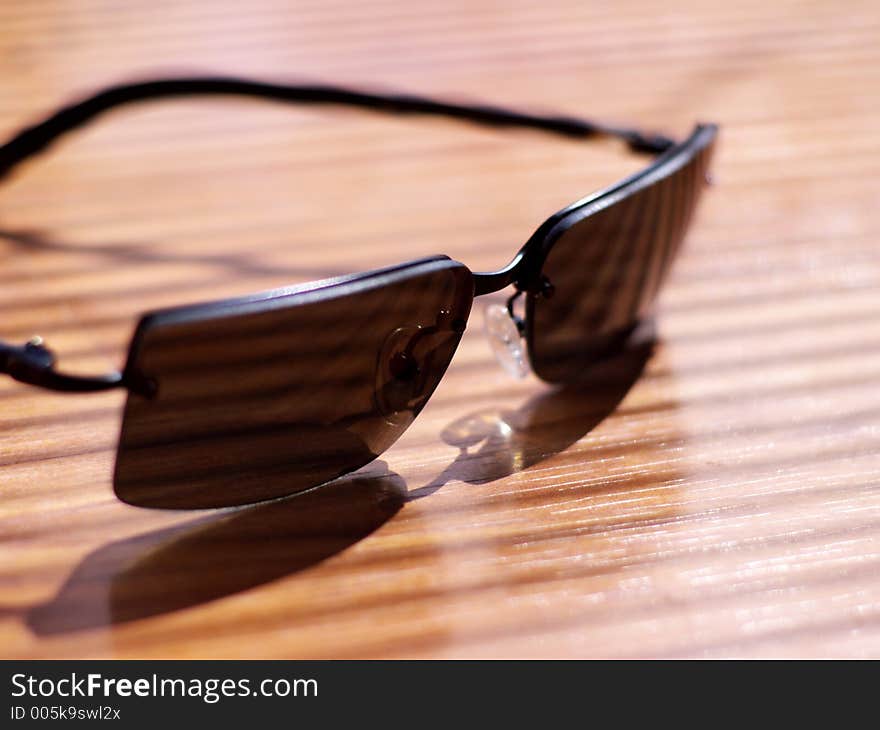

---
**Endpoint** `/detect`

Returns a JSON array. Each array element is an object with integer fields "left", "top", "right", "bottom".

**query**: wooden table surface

[{"left": 2, "top": 0, "right": 878, "bottom": 659}]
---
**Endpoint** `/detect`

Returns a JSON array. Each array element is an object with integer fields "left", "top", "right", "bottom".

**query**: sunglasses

[{"left": 0, "top": 77, "right": 717, "bottom": 509}]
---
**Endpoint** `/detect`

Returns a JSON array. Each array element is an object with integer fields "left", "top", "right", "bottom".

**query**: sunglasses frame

[{"left": 0, "top": 76, "right": 716, "bottom": 401}]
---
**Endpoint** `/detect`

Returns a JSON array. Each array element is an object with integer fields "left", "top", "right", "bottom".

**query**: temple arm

[
  {"left": 0, "top": 76, "right": 676, "bottom": 184},
  {"left": 0, "top": 338, "right": 124, "bottom": 392}
]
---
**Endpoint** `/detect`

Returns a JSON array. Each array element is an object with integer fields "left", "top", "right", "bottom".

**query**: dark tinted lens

[
  {"left": 114, "top": 259, "right": 472, "bottom": 508},
  {"left": 528, "top": 129, "right": 716, "bottom": 383}
]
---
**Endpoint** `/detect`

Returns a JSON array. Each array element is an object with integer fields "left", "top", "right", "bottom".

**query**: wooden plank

[{"left": 1, "top": 0, "right": 878, "bottom": 658}]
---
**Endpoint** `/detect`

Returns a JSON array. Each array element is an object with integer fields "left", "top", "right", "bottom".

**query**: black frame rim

[{"left": 0, "top": 76, "right": 718, "bottom": 395}]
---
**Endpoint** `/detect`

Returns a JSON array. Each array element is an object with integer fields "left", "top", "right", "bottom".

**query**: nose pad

[
  {"left": 376, "top": 326, "right": 424, "bottom": 424},
  {"left": 483, "top": 303, "right": 530, "bottom": 378},
  {"left": 376, "top": 322, "right": 461, "bottom": 424}
]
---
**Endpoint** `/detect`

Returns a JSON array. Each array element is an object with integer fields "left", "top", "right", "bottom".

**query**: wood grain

[{"left": 1, "top": 0, "right": 879, "bottom": 658}]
